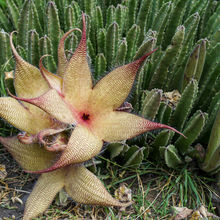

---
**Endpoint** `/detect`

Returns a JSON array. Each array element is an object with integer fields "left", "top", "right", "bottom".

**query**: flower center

[{"left": 81, "top": 113, "right": 90, "bottom": 121}]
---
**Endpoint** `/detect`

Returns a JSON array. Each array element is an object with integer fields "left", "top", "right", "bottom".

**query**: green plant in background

[
  {"left": 0, "top": 0, "right": 219, "bottom": 174},
  {"left": 0, "top": 0, "right": 219, "bottom": 216}
]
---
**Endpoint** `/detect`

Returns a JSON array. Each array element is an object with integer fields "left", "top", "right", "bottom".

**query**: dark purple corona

[{"left": 82, "top": 113, "right": 90, "bottom": 121}]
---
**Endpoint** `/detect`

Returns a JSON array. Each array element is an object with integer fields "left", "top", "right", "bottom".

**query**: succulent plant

[
  {"left": 0, "top": 11, "right": 185, "bottom": 219},
  {"left": 0, "top": 136, "right": 130, "bottom": 219},
  {"left": 201, "top": 107, "right": 220, "bottom": 174},
  {"left": 0, "top": 0, "right": 219, "bottom": 216}
]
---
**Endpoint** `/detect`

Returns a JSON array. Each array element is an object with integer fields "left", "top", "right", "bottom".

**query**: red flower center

[{"left": 81, "top": 113, "right": 90, "bottom": 121}]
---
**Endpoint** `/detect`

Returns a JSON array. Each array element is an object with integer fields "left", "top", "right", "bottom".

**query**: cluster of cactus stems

[{"left": 0, "top": 1, "right": 219, "bottom": 174}]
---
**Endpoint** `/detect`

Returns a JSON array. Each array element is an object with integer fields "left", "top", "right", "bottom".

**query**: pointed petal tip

[
  {"left": 65, "top": 165, "right": 134, "bottom": 207},
  {"left": 40, "top": 54, "right": 51, "bottom": 61},
  {"left": 126, "top": 48, "right": 157, "bottom": 72},
  {"left": 81, "top": 12, "right": 86, "bottom": 45},
  {"left": 64, "top": 12, "right": 87, "bottom": 73},
  {"left": 10, "top": 31, "right": 20, "bottom": 60},
  {"left": 101, "top": 200, "right": 134, "bottom": 208},
  {"left": 136, "top": 48, "right": 157, "bottom": 65},
  {"left": 82, "top": 12, "right": 86, "bottom": 23},
  {"left": 10, "top": 30, "right": 18, "bottom": 36},
  {"left": 24, "top": 156, "right": 71, "bottom": 174},
  {"left": 74, "top": 12, "right": 86, "bottom": 51},
  {"left": 39, "top": 55, "right": 52, "bottom": 72},
  {"left": 25, "top": 154, "right": 85, "bottom": 174},
  {"left": 58, "top": 28, "right": 81, "bottom": 50},
  {"left": 158, "top": 124, "right": 186, "bottom": 138},
  {"left": 39, "top": 55, "right": 64, "bottom": 94},
  {"left": 119, "top": 201, "right": 134, "bottom": 207},
  {"left": 39, "top": 54, "right": 51, "bottom": 72},
  {"left": 142, "top": 119, "right": 186, "bottom": 138},
  {"left": 108, "top": 200, "right": 134, "bottom": 207},
  {"left": 24, "top": 153, "right": 70, "bottom": 174},
  {"left": 57, "top": 27, "right": 82, "bottom": 76}
]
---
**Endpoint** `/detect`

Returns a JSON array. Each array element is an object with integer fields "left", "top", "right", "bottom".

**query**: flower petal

[
  {"left": 39, "top": 55, "right": 63, "bottom": 94},
  {"left": 94, "top": 111, "right": 184, "bottom": 142},
  {"left": 91, "top": 49, "right": 156, "bottom": 111},
  {"left": 23, "top": 170, "right": 65, "bottom": 220},
  {"left": 0, "top": 97, "right": 53, "bottom": 134},
  {"left": 11, "top": 89, "right": 76, "bottom": 124},
  {"left": 63, "top": 14, "right": 92, "bottom": 109},
  {"left": 57, "top": 28, "right": 81, "bottom": 76},
  {"left": 65, "top": 165, "right": 126, "bottom": 206},
  {"left": 0, "top": 136, "right": 57, "bottom": 171},
  {"left": 28, "top": 125, "right": 103, "bottom": 174},
  {"left": 10, "top": 32, "right": 49, "bottom": 98}
]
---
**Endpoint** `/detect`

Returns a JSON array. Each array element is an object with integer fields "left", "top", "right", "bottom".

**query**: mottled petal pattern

[
  {"left": 63, "top": 14, "right": 92, "bottom": 109},
  {"left": 10, "top": 32, "right": 49, "bottom": 98},
  {"left": 91, "top": 50, "right": 156, "bottom": 111},
  {"left": 94, "top": 111, "right": 184, "bottom": 142},
  {"left": 0, "top": 97, "right": 52, "bottom": 134},
  {"left": 57, "top": 28, "right": 81, "bottom": 76},
  {"left": 23, "top": 170, "right": 66, "bottom": 220},
  {"left": 0, "top": 136, "right": 57, "bottom": 171},
  {"left": 39, "top": 56, "right": 63, "bottom": 94},
  {"left": 29, "top": 125, "right": 103, "bottom": 173},
  {"left": 12, "top": 89, "right": 76, "bottom": 124},
  {"left": 10, "top": 32, "right": 55, "bottom": 119},
  {"left": 65, "top": 165, "right": 126, "bottom": 206}
]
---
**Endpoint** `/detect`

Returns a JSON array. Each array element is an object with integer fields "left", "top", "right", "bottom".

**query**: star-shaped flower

[
  {"left": 0, "top": 13, "right": 184, "bottom": 219},
  {"left": 7, "top": 14, "right": 183, "bottom": 174},
  {"left": 0, "top": 136, "right": 130, "bottom": 220}
]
